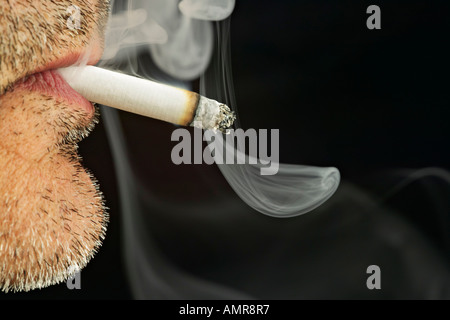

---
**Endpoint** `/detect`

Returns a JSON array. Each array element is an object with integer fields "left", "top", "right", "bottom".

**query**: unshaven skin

[{"left": 0, "top": 0, "right": 110, "bottom": 292}]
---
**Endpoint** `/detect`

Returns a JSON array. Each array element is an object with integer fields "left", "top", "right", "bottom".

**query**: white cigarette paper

[{"left": 57, "top": 66, "right": 235, "bottom": 131}]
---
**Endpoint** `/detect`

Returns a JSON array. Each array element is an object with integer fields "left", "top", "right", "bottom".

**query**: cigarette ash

[{"left": 191, "top": 97, "right": 235, "bottom": 133}]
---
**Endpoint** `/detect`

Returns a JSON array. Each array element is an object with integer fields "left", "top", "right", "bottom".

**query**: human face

[{"left": 0, "top": 0, "right": 110, "bottom": 292}]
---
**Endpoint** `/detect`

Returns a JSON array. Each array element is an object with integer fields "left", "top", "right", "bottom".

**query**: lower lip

[{"left": 16, "top": 70, "right": 94, "bottom": 115}]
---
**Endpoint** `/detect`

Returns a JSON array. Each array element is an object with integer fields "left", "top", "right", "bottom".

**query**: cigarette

[{"left": 57, "top": 66, "right": 235, "bottom": 132}]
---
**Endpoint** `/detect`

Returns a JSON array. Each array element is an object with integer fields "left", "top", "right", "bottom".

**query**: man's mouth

[
  {"left": 12, "top": 51, "right": 102, "bottom": 116},
  {"left": 17, "top": 70, "right": 94, "bottom": 115}
]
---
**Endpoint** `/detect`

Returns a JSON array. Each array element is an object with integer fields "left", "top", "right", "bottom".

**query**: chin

[{"left": 0, "top": 85, "right": 108, "bottom": 293}]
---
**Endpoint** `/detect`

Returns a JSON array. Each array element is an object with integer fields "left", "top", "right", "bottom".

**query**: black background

[{"left": 2, "top": 0, "right": 449, "bottom": 300}]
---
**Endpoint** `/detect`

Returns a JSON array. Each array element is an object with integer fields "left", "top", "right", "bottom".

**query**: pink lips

[
  {"left": 13, "top": 49, "right": 103, "bottom": 116},
  {"left": 17, "top": 70, "right": 94, "bottom": 115}
]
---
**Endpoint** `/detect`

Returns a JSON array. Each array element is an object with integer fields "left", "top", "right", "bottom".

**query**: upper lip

[
  {"left": 14, "top": 50, "right": 102, "bottom": 89},
  {"left": 32, "top": 50, "right": 102, "bottom": 76}
]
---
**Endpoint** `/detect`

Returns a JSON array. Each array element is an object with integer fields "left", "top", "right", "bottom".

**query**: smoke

[
  {"left": 100, "top": 0, "right": 257, "bottom": 299},
  {"left": 96, "top": 0, "right": 450, "bottom": 300},
  {"left": 200, "top": 19, "right": 340, "bottom": 217},
  {"left": 102, "top": 106, "right": 252, "bottom": 299},
  {"left": 101, "top": 0, "right": 236, "bottom": 80},
  {"left": 101, "top": 0, "right": 340, "bottom": 219},
  {"left": 179, "top": 0, "right": 235, "bottom": 21},
  {"left": 101, "top": 8, "right": 167, "bottom": 61},
  {"left": 97, "top": 0, "right": 342, "bottom": 298}
]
